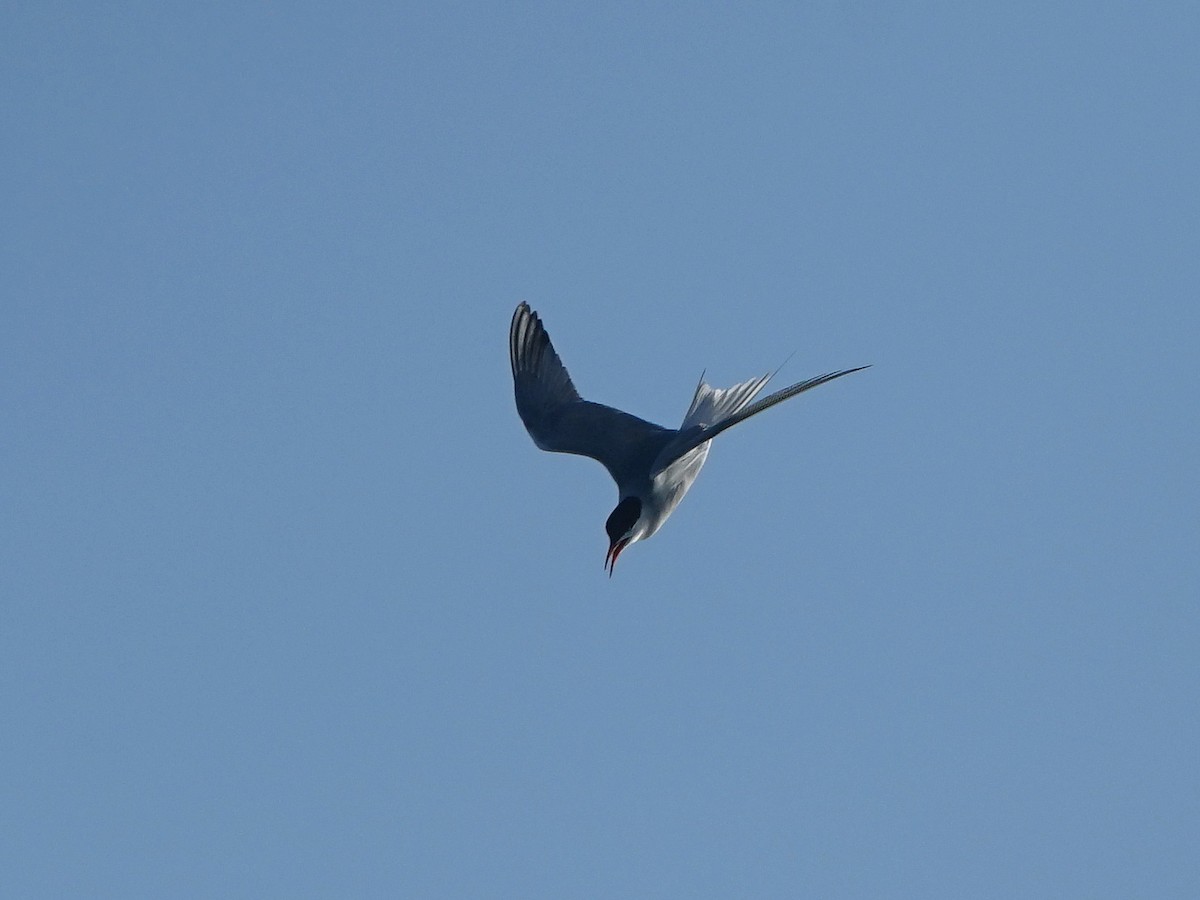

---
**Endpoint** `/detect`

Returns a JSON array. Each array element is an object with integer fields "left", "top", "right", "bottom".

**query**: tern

[{"left": 509, "top": 302, "right": 868, "bottom": 575}]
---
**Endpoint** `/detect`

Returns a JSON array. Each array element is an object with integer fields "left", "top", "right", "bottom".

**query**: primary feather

[{"left": 508, "top": 301, "right": 868, "bottom": 571}]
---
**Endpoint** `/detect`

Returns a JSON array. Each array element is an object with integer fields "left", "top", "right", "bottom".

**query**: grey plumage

[{"left": 509, "top": 302, "right": 868, "bottom": 573}]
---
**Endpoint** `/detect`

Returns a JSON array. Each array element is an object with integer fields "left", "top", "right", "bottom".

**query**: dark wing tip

[
  {"left": 510, "top": 302, "right": 539, "bottom": 379},
  {"left": 510, "top": 302, "right": 544, "bottom": 376},
  {"left": 509, "top": 302, "right": 582, "bottom": 408},
  {"left": 830, "top": 364, "right": 871, "bottom": 379}
]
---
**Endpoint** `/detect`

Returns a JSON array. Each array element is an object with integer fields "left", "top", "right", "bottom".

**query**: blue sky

[{"left": 3, "top": 3, "right": 1197, "bottom": 897}]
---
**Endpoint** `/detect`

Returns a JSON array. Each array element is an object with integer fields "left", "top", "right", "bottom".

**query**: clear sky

[{"left": 3, "top": 3, "right": 1197, "bottom": 897}]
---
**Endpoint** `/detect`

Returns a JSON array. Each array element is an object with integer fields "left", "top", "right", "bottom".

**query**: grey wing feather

[
  {"left": 509, "top": 301, "right": 581, "bottom": 410},
  {"left": 510, "top": 303, "right": 670, "bottom": 482},
  {"left": 653, "top": 366, "right": 871, "bottom": 474}
]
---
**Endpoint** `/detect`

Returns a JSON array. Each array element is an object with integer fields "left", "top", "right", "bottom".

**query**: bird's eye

[{"left": 605, "top": 496, "right": 642, "bottom": 540}]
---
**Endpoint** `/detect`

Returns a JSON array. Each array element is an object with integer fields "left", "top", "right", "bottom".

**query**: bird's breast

[{"left": 638, "top": 442, "right": 711, "bottom": 539}]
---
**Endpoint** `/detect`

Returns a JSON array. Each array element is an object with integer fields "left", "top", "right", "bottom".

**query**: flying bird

[{"left": 509, "top": 302, "right": 868, "bottom": 575}]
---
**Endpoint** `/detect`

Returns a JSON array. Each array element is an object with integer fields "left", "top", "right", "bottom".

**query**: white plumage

[{"left": 509, "top": 302, "right": 868, "bottom": 574}]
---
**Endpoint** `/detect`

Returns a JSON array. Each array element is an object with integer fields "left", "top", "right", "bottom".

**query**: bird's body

[{"left": 509, "top": 302, "right": 867, "bottom": 574}]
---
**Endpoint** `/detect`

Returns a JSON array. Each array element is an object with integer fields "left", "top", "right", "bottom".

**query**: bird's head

[{"left": 604, "top": 496, "right": 643, "bottom": 576}]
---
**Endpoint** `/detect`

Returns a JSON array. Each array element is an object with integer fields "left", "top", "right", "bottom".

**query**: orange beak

[{"left": 605, "top": 537, "right": 630, "bottom": 577}]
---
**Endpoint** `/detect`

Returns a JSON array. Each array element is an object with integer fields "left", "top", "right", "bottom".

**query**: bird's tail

[
  {"left": 680, "top": 372, "right": 772, "bottom": 430},
  {"left": 654, "top": 366, "right": 871, "bottom": 476}
]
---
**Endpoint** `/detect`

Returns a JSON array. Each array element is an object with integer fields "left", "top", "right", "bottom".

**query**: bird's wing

[
  {"left": 652, "top": 366, "right": 870, "bottom": 474},
  {"left": 510, "top": 302, "right": 670, "bottom": 482}
]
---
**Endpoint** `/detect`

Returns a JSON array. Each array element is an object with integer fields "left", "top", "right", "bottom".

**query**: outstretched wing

[
  {"left": 509, "top": 302, "right": 670, "bottom": 483},
  {"left": 653, "top": 366, "right": 870, "bottom": 474}
]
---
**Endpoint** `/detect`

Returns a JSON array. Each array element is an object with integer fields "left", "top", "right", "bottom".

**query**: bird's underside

[{"left": 509, "top": 301, "right": 868, "bottom": 571}]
